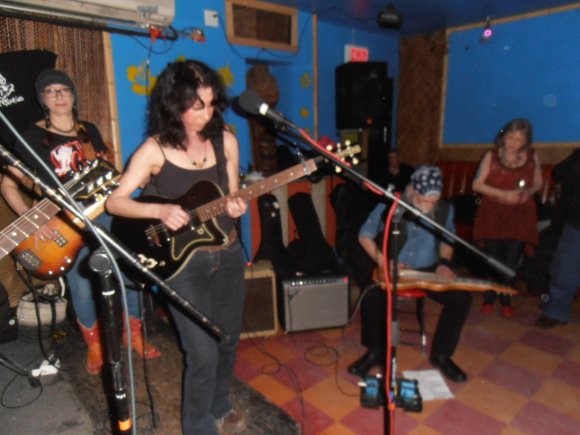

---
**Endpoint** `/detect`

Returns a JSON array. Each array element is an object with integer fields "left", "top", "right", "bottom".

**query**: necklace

[
  {"left": 189, "top": 141, "right": 208, "bottom": 169},
  {"left": 50, "top": 121, "right": 76, "bottom": 134}
]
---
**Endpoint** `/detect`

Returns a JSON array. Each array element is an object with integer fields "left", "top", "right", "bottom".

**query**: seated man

[{"left": 348, "top": 166, "right": 472, "bottom": 383}]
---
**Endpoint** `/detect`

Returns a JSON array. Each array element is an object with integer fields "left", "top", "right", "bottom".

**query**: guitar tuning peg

[
  {"left": 352, "top": 157, "right": 360, "bottom": 165},
  {"left": 334, "top": 166, "right": 342, "bottom": 174},
  {"left": 326, "top": 144, "right": 333, "bottom": 151}
]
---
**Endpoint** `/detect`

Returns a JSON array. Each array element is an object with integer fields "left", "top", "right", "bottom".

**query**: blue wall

[
  {"left": 444, "top": 8, "right": 580, "bottom": 145},
  {"left": 108, "top": 0, "right": 398, "bottom": 256}
]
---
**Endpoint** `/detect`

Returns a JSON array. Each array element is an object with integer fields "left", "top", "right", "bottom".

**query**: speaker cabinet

[
  {"left": 335, "top": 61, "right": 389, "bottom": 130},
  {"left": 241, "top": 261, "right": 278, "bottom": 339},
  {"left": 280, "top": 275, "right": 349, "bottom": 332}
]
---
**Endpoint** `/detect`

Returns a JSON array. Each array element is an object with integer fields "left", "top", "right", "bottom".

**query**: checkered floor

[{"left": 234, "top": 287, "right": 580, "bottom": 434}]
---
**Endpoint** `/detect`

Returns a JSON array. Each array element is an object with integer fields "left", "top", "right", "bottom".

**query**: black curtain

[{"left": 0, "top": 49, "right": 57, "bottom": 148}]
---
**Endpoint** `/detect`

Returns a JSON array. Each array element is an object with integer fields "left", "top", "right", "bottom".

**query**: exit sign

[{"left": 345, "top": 44, "right": 369, "bottom": 62}]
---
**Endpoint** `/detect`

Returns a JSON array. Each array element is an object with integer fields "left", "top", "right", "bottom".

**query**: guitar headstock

[
  {"left": 66, "top": 159, "right": 121, "bottom": 204},
  {"left": 325, "top": 141, "right": 362, "bottom": 173}
]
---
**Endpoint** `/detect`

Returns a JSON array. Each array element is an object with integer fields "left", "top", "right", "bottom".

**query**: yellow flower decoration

[
  {"left": 300, "top": 107, "right": 310, "bottom": 118},
  {"left": 300, "top": 72, "right": 312, "bottom": 88},
  {"left": 127, "top": 62, "right": 156, "bottom": 96},
  {"left": 218, "top": 65, "right": 235, "bottom": 88}
]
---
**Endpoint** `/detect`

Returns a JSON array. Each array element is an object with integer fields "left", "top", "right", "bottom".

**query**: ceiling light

[
  {"left": 480, "top": 17, "right": 493, "bottom": 43},
  {"left": 378, "top": 3, "right": 403, "bottom": 30}
]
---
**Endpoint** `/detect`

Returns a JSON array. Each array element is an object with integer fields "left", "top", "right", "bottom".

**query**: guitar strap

[{"left": 212, "top": 134, "right": 229, "bottom": 195}]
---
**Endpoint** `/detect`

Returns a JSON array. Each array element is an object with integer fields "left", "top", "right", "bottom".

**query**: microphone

[{"left": 238, "top": 90, "right": 297, "bottom": 130}]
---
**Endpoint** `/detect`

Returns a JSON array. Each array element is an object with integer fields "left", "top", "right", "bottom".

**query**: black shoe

[
  {"left": 535, "top": 315, "right": 567, "bottom": 329},
  {"left": 347, "top": 351, "right": 384, "bottom": 377},
  {"left": 429, "top": 356, "right": 467, "bottom": 383}
]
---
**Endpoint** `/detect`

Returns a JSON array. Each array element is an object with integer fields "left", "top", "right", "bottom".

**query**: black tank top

[{"left": 142, "top": 135, "right": 234, "bottom": 234}]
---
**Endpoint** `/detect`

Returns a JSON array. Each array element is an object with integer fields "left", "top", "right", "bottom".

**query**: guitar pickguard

[{"left": 170, "top": 221, "right": 226, "bottom": 261}]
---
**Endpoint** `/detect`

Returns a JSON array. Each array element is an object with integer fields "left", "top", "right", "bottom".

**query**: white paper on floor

[{"left": 402, "top": 369, "right": 454, "bottom": 401}]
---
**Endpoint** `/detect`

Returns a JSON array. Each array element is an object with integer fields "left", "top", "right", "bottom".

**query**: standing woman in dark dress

[
  {"left": 106, "top": 60, "right": 248, "bottom": 435},
  {"left": 0, "top": 69, "right": 160, "bottom": 376},
  {"left": 472, "top": 118, "right": 543, "bottom": 317}
]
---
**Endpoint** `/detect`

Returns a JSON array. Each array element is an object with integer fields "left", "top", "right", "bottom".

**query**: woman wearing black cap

[{"left": 0, "top": 69, "right": 160, "bottom": 375}]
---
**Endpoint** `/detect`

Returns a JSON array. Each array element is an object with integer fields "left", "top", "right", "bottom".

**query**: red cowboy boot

[
  {"left": 122, "top": 317, "right": 161, "bottom": 359},
  {"left": 78, "top": 320, "right": 104, "bottom": 375}
]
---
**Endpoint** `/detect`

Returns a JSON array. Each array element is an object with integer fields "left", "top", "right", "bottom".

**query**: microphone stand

[{"left": 270, "top": 122, "right": 516, "bottom": 434}]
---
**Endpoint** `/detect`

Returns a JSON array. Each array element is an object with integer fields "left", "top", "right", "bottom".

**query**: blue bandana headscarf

[{"left": 410, "top": 166, "right": 443, "bottom": 197}]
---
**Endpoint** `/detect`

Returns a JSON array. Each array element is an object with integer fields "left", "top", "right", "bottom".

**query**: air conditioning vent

[{"left": 0, "top": 0, "right": 175, "bottom": 28}]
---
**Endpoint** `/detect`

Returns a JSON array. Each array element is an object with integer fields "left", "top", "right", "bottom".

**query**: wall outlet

[{"left": 204, "top": 10, "right": 218, "bottom": 27}]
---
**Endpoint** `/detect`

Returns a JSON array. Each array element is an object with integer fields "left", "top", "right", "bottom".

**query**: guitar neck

[
  {"left": 195, "top": 158, "right": 319, "bottom": 222},
  {"left": 0, "top": 198, "right": 60, "bottom": 260}
]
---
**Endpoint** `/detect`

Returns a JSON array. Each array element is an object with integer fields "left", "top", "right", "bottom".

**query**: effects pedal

[
  {"left": 358, "top": 373, "right": 386, "bottom": 408},
  {"left": 394, "top": 378, "right": 422, "bottom": 412}
]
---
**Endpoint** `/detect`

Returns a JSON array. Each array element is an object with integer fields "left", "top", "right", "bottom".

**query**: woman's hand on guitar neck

[
  {"left": 158, "top": 204, "right": 190, "bottom": 231},
  {"left": 226, "top": 196, "right": 247, "bottom": 219}
]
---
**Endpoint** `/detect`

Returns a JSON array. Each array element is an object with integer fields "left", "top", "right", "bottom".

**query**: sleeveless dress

[{"left": 473, "top": 148, "right": 538, "bottom": 251}]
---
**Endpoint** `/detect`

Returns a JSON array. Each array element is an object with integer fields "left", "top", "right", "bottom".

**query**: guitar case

[
  {"left": 330, "top": 182, "right": 378, "bottom": 289},
  {"left": 286, "top": 192, "right": 340, "bottom": 275},
  {"left": 253, "top": 194, "right": 297, "bottom": 277}
]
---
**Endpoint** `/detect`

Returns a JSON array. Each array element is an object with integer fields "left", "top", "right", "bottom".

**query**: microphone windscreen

[{"left": 238, "top": 90, "right": 262, "bottom": 115}]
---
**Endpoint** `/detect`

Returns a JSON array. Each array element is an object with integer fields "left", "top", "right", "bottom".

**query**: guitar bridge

[{"left": 51, "top": 230, "right": 68, "bottom": 247}]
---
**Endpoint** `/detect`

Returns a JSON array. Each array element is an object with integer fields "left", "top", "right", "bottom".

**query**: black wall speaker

[
  {"left": 280, "top": 274, "right": 350, "bottom": 332},
  {"left": 335, "top": 61, "right": 389, "bottom": 130},
  {"left": 241, "top": 261, "right": 278, "bottom": 338}
]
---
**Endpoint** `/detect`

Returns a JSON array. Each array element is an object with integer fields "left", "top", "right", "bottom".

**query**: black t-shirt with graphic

[{"left": 13, "top": 122, "right": 107, "bottom": 184}]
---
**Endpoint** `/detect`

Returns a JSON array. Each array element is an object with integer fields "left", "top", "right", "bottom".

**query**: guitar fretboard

[
  {"left": 195, "top": 159, "right": 318, "bottom": 222},
  {"left": 400, "top": 270, "right": 495, "bottom": 287},
  {"left": 0, "top": 199, "right": 59, "bottom": 257}
]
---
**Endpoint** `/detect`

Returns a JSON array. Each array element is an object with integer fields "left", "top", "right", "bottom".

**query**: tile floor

[{"left": 234, "top": 286, "right": 580, "bottom": 435}]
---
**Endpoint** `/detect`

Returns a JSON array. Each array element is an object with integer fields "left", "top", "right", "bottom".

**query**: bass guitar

[
  {"left": 0, "top": 160, "right": 120, "bottom": 279},
  {"left": 112, "top": 145, "right": 360, "bottom": 280},
  {"left": 373, "top": 268, "right": 517, "bottom": 296}
]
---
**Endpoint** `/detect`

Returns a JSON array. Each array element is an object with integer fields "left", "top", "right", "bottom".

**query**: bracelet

[{"left": 438, "top": 258, "right": 453, "bottom": 268}]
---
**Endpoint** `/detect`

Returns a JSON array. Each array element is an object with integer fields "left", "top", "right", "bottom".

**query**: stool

[{"left": 397, "top": 288, "right": 427, "bottom": 354}]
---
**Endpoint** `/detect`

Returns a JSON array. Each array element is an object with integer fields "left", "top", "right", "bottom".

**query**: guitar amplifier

[
  {"left": 241, "top": 261, "right": 278, "bottom": 339},
  {"left": 280, "top": 274, "right": 350, "bottom": 332}
]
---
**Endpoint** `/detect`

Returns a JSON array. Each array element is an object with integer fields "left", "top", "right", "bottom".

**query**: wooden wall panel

[{"left": 397, "top": 31, "right": 447, "bottom": 166}]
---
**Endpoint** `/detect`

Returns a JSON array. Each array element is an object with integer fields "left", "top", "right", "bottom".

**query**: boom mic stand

[{"left": 269, "top": 122, "right": 516, "bottom": 435}]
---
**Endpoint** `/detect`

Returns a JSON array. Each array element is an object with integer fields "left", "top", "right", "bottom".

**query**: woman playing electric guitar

[{"left": 106, "top": 60, "right": 248, "bottom": 435}]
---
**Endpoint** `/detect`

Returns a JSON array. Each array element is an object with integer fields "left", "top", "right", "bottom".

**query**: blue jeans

[
  {"left": 67, "top": 213, "right": 142, "bottom": 328},
  {"left": 167, "top": 241, "right": 245, "bottom": 435},
  {"left": 541, "top": 224, "right": 580, "bottom": 322}
]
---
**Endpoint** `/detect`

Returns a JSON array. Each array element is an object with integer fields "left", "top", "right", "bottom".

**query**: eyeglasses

[{"left": 43, "top": 87, "right": 73, "bottom": 98}]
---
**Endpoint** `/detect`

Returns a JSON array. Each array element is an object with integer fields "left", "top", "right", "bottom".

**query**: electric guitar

[
  {"left": 111, "top": 145, "right": 360, "bottom": 280},
  {"left": 0, "top": 160, "right": 120, "bottom": 279},
  {"left": 373, "top": 268, "right": 517, "bottom": 296}
]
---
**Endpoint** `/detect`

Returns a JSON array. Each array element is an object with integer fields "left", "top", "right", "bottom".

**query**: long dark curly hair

[{"left": 147, "top": 60, "right": 229, "bottom": 150}]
